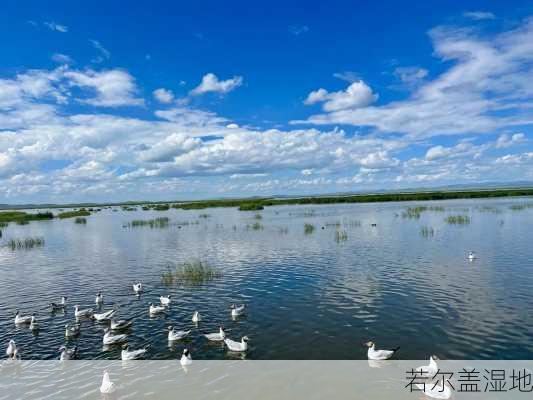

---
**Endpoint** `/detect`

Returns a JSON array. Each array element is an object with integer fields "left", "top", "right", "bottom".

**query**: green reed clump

[
  {"left": 126, "top": 217, "right": 170, "bottom": 228},
  {"left": 254, "top": 213, "right": 262, "bottom": 220},
  {"left": 248, "top": 221, "right": 263, "bottom": 230},
  {"left": 402, "top": 206, "right": 427, "bottom": 219},
  {"left": 57, "top": 209, "right": 90, "bottom": 219},
  {"left": 509, "top": 203, "right": 533, "bottom": 211},
  {"left": 8, "top": 237, "right": 45, "bottom": 250},
  {"left": 345, "top": 219, "right": 361, "bottom": 227},
  {"left": 0, "top": 211, "right": 54, "bottom": 224},
  {"left": 238, "top": 203, "right": 264, "bottom": 211},
  {"left": 16, "top": 220, "right": 29, "bottom": 225},
  {"left": 476, "top": 205, "right": 502, "bottom": 213},
  {"left": 199, "top": 213, "right": 211, "bottom": 218},
  {"left": 304, "top": 223, "right": 315, "bottom": 234},
  {"left": 153, "top": 204, "right": 170, "bottom": 211},
  {"left": 278, "top": 227, "right": 289, "bottom": 234},
  {"left": 334, "top": 230, "right": 348, "bottom": 243},
  {"left": 445, "top": 215, "right": 471, "bottom": 225},
  {"left": 74, "top": 217, "right": 87, "bottom": 224},
  {"left": 420, "top": 226, "right": 435, "bottom": 237},
  {"left": 0, "top": 221, "right": 8, "bottom": 228},
  {"left": 162, "top": 260, "right": 223, "bottom": 285}
]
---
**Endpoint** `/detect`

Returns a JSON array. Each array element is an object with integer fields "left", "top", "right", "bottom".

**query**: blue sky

[{"left": 1, "top": 1, "right": 533, "bottom": 203}]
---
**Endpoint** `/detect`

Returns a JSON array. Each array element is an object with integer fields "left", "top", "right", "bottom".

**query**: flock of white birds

[{"left": 6, "top": 281, "right": 249, "bottom": 365}]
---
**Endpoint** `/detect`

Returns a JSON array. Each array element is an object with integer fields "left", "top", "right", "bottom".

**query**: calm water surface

[{"left": 1, "top": 198, "right": 532, "bottom": 360}]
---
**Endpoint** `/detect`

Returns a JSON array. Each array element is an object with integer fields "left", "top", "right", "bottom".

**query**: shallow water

[{"left": 1, "top": 197, "right": 532, "bottom": 360}]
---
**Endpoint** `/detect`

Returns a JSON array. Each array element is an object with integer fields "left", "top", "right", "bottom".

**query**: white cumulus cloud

[{"left": 189, "top": 73, "right": 243, "bottom": 96}]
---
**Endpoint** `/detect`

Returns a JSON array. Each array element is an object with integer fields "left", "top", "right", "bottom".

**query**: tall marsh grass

[
  {"left": 8, "top": 237, "right": 45, "bottom": 250},
  {"left": 161, "top": 260, "right": 222, "bottom": 285},
  {"left": 304, "top": 223, "right": 315, "bottom": 234},
  {"left": 445, "top": 215, "right": 471, "bottom": 225},
  {"left": 125, "top": 217, "right": 169, "bottom": 228}
]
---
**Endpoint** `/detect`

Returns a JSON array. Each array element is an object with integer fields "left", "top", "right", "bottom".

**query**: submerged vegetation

[
  {"left": 445, "top": 215, "right": 471, "bottom": 225},
  {"left": 161, "top": 260, "right": 222, "bottom": 285},
  {"left": 509, "top": 203, "right": 533, "bottom": 211},
  {"left": 57, "top": 209, "right": 90, "bottom": 219},
  {"left": 420, "top": 226, "right": 435, "bottom": 237},
  {"left": 402, "top": 205, "right": 445, "bottom": 219},
  {"left": 334, "top": 230, "right": 348, "bottom": 243},
  {"left": 304, "top": 223, "right": 315, "bottom": 234},
  {"left": 7, "top": 237, "right": 45, "bottom": 250},
  {"left": 74, "top": 217, "right": 87, "bottom": 224},
  {"left": 125, "top": 217, "right": 170, "bottom": 229}
]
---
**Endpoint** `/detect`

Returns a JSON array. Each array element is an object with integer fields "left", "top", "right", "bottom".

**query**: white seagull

[
  {"left": 103, "top": 328, "right": 127, "bottom": 345},
  {"left": 121, "top": 344, "right": 148, "bottom": 360},
  {"left": 100, "top": 371, "right": 116, "bottom": 394},
  {"left": 149, "top": 303, "right": 166, "bottom": 315},
  {"left": 180, "top": 348, "right": 192, "bottom": 366},
  {"left": 192, "top": 311, "right": 201, "bottom": 323},
  {"left": 167, "top": 326, "right": 191, "bottom": 341},
  {"left": 133, "top": 282, "right": 143, "bottom": 294},
  {"left": 6, "top": 340, "right": 16, "bottom": 358},
  {"left": 416, "top": 355, "right": 440, "bottom": 378},
  {"left": 468, "top": 251, "right": 476, "bottom": 261},
  {"left": 59, "top": 345, "right": 78, "bottom": 360},
  {"left": 95, "top": 292, "right": 103, "bottom": 305},
  {"left": 365, "top": 341, "right": 399, "bottom": 360},
  {"left": 65, "top": 324, "right": 81, "bottom": 338},
  {"left": 204, "top": 326, "right": 225, "bottom": 341},
  {"left": 29, "top": 315, "right": 40, "bottom": 331},
  {"left": 14, "top": 311, "right": 32, "bottom": 325},
  {"left": 160, "top": 295, "right": 171, "bottom": 306},
  {"left": 111, "top": 319, "right": 133, "bottom": 331},
  {"left": 224, "top": 336, "right": 249, "bottom": 352},
  {"left": 230, "top": 304, "right": 246, "bottom": 317},
  {"left": 49, "top": 296, "right": 67, "bottom": 311},
  {"left": 92, "top": 309, "right": 116, "bottom": 322},
  {"left": 74, "top": 305, "right": 93, "bottom": 318}
]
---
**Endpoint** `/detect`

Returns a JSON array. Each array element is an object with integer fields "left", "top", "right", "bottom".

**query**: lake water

[{"left": 1, "top": 197, "right": 532, "bottom": 360}]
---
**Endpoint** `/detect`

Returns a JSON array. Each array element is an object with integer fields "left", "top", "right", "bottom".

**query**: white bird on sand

[
  {"left": 6, "top": 340, "right": 16, "bottom": 358},
  {"left": 14, "top": 311, "right": 32, "bottom": 325},
  {"left": 192, "top": 311, "right": 201, "bottom": 323},
  {"left": 230, "top": 304, "right": 246, "bottom": 317},
  {"left": 468, "top": 251, "right": 476, "bottom": 261},
  {"left": 121, "top": 344, "right": 148, "bottom": 360},
  {"left": 167, "top": 326, "right": 191, "bottom": 341},
  {"left": 95, "top": 292, "right": 103, "bottom": 305},
  {"left": 49, "top": 296, "right": 67, "bottom": 311},
  {"left": 59, "top": 345, "right": 78, "bottom": 360},
  {"left": 149, "top": 303, "right": 166, "bottom": 315},
  {"left": 100, "top": 371, "right": 116, "bottom": 394},
  {"left": 103, "top": 328, "right": 127, "bottom": 345},
  {"left": 29, "top": 315, "right": 40, "bottom": 331},
  {"left": 111, "top": 319, "right": 133, "bottom": 331},
  {"left": 204, "top": 326, "right": 225, "bottom": 341},
  {"left": 180, "top": 348, "right": 192, "bottom": 366},
  {"left": 224, "top": 336, "right": 249, "bottom": 352},
  {"left": 65, "top": 324, "right": 81, "bottom": 338},
  {"left": 74, "top": 305, "right": 93, "bottom": 318},
  {"left": 364, "top": 341, "right": 399, "bottom": 360},
  {"left": 133, "top": 282, "right": 143, "bottom": 294},
  {"left": 160, "top": 295, "right": 171, "bottom": 306},
  {"left": 92, "top": 309, "right": 116, "bottom": 322},
  {"left": 416, "top": 355, "right": 440, "bottom": 378}
]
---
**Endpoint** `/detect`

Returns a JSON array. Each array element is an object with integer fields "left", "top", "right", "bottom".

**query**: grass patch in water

[
  {"left": 445, "top": 215, "right": 471, "bottom": 225},
  {"left": 162, "top": 260, "right": 222, "bottom": 285},
  {"left": 238, "top": 203, "right": 264, "bottom": 211},
  {"left": 0, "top": 211, "right": 54, "bottom": 224},
  {"left": 74, "top": 217, "right": 87, "bottom": 224},
  {"left": 304, "top": 223, "right": 315, "bottom": 234},
  {"left": 246, "top": 222, "right": 264, "bottom": 230},
  {"left": 153, "top": 204, "right": 170, "bottom": 211},
  {"left": 125, "top": 217, "right": 170, "bottom": 228},
  {"left": 334, "top": 230, "right": 348, "bottom": 243},
  {"left": 7, "top": 237, "right": 45, "bottom": 250},
  {"left": 420, "top": 226, "right": 435, "bottom": 237},
  {"left": 57, "top": 209, "right": 90, "bottom": 219},
  {"left": 509, "top": 203, "right": 533, "bottom": 211}
]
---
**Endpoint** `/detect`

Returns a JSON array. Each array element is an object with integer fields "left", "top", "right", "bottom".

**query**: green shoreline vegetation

[{"left": 1, "top": 188, "right": 533, "bottom": 214}]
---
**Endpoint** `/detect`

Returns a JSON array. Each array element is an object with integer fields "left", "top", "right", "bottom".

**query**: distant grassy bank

[{"left": 1, "top": 188, "right": 533, "bottom": 212}]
